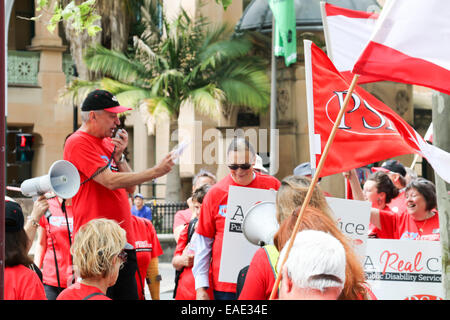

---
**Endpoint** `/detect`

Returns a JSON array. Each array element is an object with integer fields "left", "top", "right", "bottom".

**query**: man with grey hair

[
  {"left": 277, "top": 230, "right": 346, "bottom": 300},
  {"left": 63, "top": 89, "right": 174, "bottom": 300},
  {"left": 193, "top": 137, "right": 281, "bottom": 300}
]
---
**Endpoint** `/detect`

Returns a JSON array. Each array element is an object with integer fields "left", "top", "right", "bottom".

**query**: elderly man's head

[
  {"left": 80, "top": 90, "right": 132, "bottom": 139},
  {"left": 278, "top": 230, "right": 346, "bottom": 300}
]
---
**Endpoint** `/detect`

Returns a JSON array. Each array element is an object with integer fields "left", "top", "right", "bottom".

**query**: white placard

[
  {"left": 218, "top": 186, "right": 277, "bottom": 283},
  {"left": 326, "top": 197, "right": 371, "bottom": 259},
  {"left": 364, "top": 239, "right": 444, "bottom": 300}
]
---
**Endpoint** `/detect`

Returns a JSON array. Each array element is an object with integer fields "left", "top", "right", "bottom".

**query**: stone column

[{"left": 27, "top": 0, "right": 69, "bottom": 176}]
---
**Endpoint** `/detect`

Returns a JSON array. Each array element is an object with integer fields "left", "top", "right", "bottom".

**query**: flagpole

[
  {"left": 269, "top": 73, "right": 360, "bottom": 300},
  {"left": 269, "top": 16, "right": 278, "bottom": 176}
]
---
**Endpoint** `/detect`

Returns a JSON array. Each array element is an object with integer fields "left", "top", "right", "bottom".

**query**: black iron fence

[{"left": 147, "top": 202, "right": 188, "bottom": 234}]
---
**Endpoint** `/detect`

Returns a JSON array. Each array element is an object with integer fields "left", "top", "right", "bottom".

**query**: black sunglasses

[{"left": 228, "top": 163, "right": 252, "bottom": 170}]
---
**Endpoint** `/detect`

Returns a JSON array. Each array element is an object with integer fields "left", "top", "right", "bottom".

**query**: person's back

[
  {"left": 4, "top": 264, "right": 47, "bottom": 300},
  {"left": 57, "top": 283, "right": 111, "bottom": 300}
]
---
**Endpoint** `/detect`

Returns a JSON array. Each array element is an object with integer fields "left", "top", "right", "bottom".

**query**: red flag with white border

[
  {"left": 320, "top": 2, "right": 382, "bottom": 84},
  {"left": 353, "top": 0, "right": 450, "bottom": 95},
  {"left": 304, "top": 40, "right": 450, "bottom": 183}
]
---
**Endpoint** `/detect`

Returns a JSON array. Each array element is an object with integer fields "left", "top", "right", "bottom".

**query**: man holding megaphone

[{"left": 63, "top": 89, "right": 175, "bottom": 300}]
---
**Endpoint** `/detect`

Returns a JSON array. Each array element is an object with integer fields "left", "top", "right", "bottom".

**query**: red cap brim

[
  {"left": 371, "top": 167, "right": 390, "bottom": 174},
  {"left": 103, "top": 106, "right": 133, "bottom": 113}
]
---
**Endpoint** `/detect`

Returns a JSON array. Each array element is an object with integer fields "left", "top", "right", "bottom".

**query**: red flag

[
  {"left": 320, "top": 2, "right": 382, "bottom": 84},
  {"left": 304, "top": 40, "right": 450, "bottom": 183},
  {"left": 352, "top": 0, "right": 450, "bottom": 95}
]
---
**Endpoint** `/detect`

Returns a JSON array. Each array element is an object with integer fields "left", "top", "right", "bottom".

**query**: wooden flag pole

[{"left": 269, "top": 73, "right": 360, "bottom": 300}]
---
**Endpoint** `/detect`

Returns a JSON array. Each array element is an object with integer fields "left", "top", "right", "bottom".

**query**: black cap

[
  {"left": 372, "top": 159, "right": 406, "bottom": 177},
  {"left": 81, "top": 89, "right": 132, "bottom": 113},
  {"left": 5, "top": 200, "right": 24, "bottom": 232}
]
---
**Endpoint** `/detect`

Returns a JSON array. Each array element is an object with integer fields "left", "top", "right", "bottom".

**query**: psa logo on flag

[{"left": 325, "top": 91, "right": 399, "bottom": 136}]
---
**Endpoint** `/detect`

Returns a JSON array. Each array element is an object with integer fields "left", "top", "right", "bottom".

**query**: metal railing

[{"left": 147, "top": 202, "right": 188, "bottom": 234}]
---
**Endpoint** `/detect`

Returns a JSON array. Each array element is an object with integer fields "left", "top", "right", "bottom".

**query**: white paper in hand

[{"left": 171, "top": 140, "right": 190, "bottom": 164}]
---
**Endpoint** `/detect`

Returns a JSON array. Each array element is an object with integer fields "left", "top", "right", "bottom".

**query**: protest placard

[
  {"left": 326, "top": 197, "right": 371, "bottom": 259},
  {"left": 364, "top": 239, "right": 443, "bottom": 300},
  {"left": 218, "top": 186, "right": 277, "bottom": 283}
]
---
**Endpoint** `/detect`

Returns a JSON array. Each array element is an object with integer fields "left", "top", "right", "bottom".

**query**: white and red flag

[
  {"left": 320, "top": 2, "right": 381, "bottom": 84},
  {"left": 304, "top": 40, "right": 450, "bottom": 183},
  {"left": 353, "top": 0, "right": 450, "bottom": 95}
]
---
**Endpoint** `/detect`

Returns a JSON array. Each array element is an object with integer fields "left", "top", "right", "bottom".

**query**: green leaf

[
  {"left": 47, "top": 23, "right": 57, "bottom": 34},
  {"left": 87, "top": 25, "right": 102, "bottom": 36},
  {"left": 36, "top": 0, "right": 48, "bottom": 11},
  {"left": 215, "top": 0, "right": 232, "bottom": 10}
]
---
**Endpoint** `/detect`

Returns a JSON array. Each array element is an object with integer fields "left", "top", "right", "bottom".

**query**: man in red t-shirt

[
  {"left": 193, "top": 138, "right": 281, "bottom": 300},
  {"left": 63, "top": 89, "right": 174, "bottom": 300}
]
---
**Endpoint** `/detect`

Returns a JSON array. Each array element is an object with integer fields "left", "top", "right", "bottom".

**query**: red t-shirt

[
  {"left": 196, "top": 174, "right": 281, "bottom": 293},
  {"left": 39, "top": 197, "right": 74, "bottom": 288},
  {"left": 379, "top": 209, "right": 440, "bottom": 241},
  {"left": 4, "top": 265, "right": 47, "bottom": 300},
  {"left": 131, "top": 215, "right": 163, "bottom": 300},
  {"left": 388, "top": 190, "right": 407, "bottom": 215},
  {"left": 173, "top": 208, "right": 192, "bottom": 232},
  {"left": 368, "top": 205, "right": 395, "bottom": 239},
  {"left": 174, "top": 225, "right": 213, "bottom": 300},
  {"left": 63, "top": 131, "right": 134, "bottom": 244},
  {"left": 238, "top": 247, "right": 277, "bottom": 300},
  {"left": 57, "top": 282, "right": 110, "bottom": 300}
]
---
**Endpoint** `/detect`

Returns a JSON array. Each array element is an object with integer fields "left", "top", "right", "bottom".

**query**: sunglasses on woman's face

[{"left": 228, "top": 163, "right": 252, "bottom": 171}]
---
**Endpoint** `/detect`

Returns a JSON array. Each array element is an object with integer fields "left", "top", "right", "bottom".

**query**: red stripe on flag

[
  {"left": 353, "top": 41, "right": 450, "bottom": 96},
  {"left": 340, "top": 70, "right": 385, "bottom": 85},
  {"left": 325, "top": 3, "right": 378, "bottom": 19}
]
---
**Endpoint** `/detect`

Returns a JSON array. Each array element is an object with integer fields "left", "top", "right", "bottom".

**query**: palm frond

[
  {"left": 100, "top": 77, "right": 139, "bottom": 95},
  {"left": 150, "top": 69, "right": 184, "bottom": 97},
  {"left": 198, "top": 37, "right": 252, "bottom": 71},
  {"left": 144, "top": 96, "right": 174, "bottom": 118},
  {"left": 84, "top": 45, "right": 148, "bottom": 83},
  {"left": 187, "top": 84, "right": 224, "bottom": 119},
  {"left": 218, "top": 63, "right": 270, "bottom": 111},
  {"left": 57, "top": 78, "right": 99, "bottom": 107}
]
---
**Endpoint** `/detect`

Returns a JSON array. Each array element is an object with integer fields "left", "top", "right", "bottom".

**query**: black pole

[
  {"left": 0, "top": 0, "right": 6, "bottom": 301},
  {"left": 73, "top": 104, "right": 78, "bottom": 132}
]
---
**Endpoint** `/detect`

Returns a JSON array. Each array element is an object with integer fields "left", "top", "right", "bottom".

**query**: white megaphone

[
  {"left": 20, "top": 160, "right": 80, "bottom": 219},
  {"left": 242, "top": 201, "right": 279, "bottom": 247}
]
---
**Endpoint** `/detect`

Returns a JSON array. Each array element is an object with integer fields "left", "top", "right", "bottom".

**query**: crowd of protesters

[{"left": 3, "top": 89, "right": 440, "bottom": 301}]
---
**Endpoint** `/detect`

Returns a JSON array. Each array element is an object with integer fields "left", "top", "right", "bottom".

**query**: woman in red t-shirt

[
  {"left": 345, "top": 170, "right": 399, "bottom": 238},
  {"left": 131, "top": 215, "right": 164, "bottom": 300},
  {"left": 370, "top": 178, "right": 439, "bottom": 241},
  {"left": 34, "top": 197, "right": 74, "bottom": 300},
  {"left": 57, "top": 218, "right": 127, "bottom": 300}
]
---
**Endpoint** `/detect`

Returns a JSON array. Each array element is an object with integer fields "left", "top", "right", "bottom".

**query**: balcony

[{"left": 7, "top": 50, "right": 75, "bottom": 87}]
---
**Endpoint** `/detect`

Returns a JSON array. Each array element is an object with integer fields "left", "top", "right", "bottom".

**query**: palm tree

[{"left": 70, "top": 0, "right": 271, "bottom": 201}]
